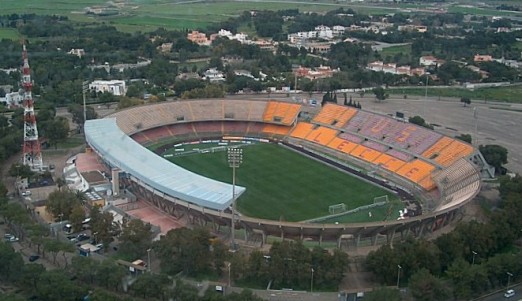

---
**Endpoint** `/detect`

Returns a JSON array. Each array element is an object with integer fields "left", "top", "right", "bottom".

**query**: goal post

[
  {"left": 373, "top": 195, "right": 389, "bottom": 204},
  {"left": 328, "top": 203, "right": 346, "bottom": 215}
]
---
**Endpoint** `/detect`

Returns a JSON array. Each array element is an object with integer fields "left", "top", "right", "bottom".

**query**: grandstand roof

[{"left": 85, "top": 118, "right": 245, "bottom": 211}]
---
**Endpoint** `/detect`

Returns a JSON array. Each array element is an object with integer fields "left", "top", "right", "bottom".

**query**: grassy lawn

[
  {"left": 317, "top": 200, "right": 402, "bottom": 223},
  {"left": 0, "top": 28, "right": 19, "bottom": 40},
  {"left": 380, "top": 44, "right": 412, "bottom": 58},
  {"left": 389, "top": 85, "right": 522, "bottom": 103},
  {"left": 168, "top": 143, "right": 397, "bottom": 222},
  {"left": 55, "top": 136, "right": 86, "bottom": 149}
]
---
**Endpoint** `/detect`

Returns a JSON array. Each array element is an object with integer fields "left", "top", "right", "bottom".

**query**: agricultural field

[
  {"left": 165, "top": 142, "right": 397, "bottom": 222},
  {"left": 5, "top": 0, "right": 515, "bottom": 32}
]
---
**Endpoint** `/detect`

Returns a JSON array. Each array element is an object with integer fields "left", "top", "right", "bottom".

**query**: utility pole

[{"left": 82, "top": 81, "right": 89, "bottom": 133}]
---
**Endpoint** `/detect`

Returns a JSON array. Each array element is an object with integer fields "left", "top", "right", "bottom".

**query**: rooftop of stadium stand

[{"left": 84, "top": 118, "right": 245, "bottom": 211}]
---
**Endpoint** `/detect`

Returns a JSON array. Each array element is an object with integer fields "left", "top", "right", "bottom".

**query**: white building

[
  {"left": 203, "top": 68, "right": 225, "bottom": 82},
  {"left": 68, "top": 48, "right": 86, "bottom": 58},
  {"left": 89, "top": 80, "right": 127, "bottom": 96},
  {"left": 419, "top": 56, "right": 443, "bottom": 67},
  {"left": 0, "top": 91, "right": 23, "bottom": 108}
]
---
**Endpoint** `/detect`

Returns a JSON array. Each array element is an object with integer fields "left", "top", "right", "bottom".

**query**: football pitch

[{"left": 166, "top": 142, "right": 399, "bottom": 222}]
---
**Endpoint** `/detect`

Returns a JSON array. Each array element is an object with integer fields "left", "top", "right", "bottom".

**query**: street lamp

[
  {"left": 82, "top": 80, "right": 89, "bottom": 133},
  {"left": 147, "top": 248, "right": 152, "bottom": 273},
  {"left": 311, "top": 267, "right": 314, "bottom": 293},
  {"left": 423, "top": 72, "right": 430, "bottom": 117},
  {"left": 472, "top": 250, "right": 477, "bottom": 265},
  {"left": 227, "top": 262, "right": 232, "bottom": 287},
  {"left": 397, "top": 265, "right": 402, "bottom": 288},
  {"left": 227, "top": 147, "right": 243, "bottom": 250},
  {"left": 507, "top": 272, "right": 513, "bottom": 289}
]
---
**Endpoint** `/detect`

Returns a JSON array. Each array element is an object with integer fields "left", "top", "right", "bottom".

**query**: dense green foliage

[
  {"left": 366, "top": 174, "right": 522, "bottom": 299},
  {"left": 479, "top": 144, "right": 509, "bottom": 174}
]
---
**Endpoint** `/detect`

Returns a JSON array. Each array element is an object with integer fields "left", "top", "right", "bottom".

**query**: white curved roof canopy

[{"left": 85, "top": 118, "right": 245, "bottom": 211}]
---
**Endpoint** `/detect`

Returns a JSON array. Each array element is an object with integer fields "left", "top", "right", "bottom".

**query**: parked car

[
  {"left": 77, "top": 234, "right": 90, "bottom": 242},
  {"left": 4, "top": 234, "right": 19, "bottom": 242},
  {"left": 505, "top": 289, "right": 516, "bottom": 298},
  {"left": 28, "top": 255, "right": 40, "bottom": 262}
]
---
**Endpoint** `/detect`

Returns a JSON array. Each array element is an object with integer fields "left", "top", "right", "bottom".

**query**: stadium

[{"left": 84, "top": 99, "right": 490, "bottom": 247}]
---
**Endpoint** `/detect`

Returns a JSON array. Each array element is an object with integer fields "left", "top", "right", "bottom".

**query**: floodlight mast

[{"left": 227, "top": 147, "right": 243, "bottom": 250}]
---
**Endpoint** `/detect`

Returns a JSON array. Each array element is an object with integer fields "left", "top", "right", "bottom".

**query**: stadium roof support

[{"left": 85, "top": 118, "right": 245, "bottom": 211}]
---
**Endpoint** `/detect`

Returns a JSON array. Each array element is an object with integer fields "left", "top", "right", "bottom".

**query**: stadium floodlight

[{"left": 227, "top": 147, "right": 243, "bottom": 250}]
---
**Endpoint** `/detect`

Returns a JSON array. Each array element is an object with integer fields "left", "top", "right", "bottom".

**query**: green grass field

[
  {"left": 166, "top": 143, "right": 397, "bottom": 222},
  {"left": 389, "top": 85, "right": 522, "bottom": 103},
  {"left": 379, "top": 44, "right": 412, "bottom": 58},
  {"left": 0, "top": 28, "right": 19, "bottom": 40}
]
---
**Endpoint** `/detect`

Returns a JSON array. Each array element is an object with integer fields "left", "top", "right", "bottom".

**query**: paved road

[{"left": 473, "top": 283, "right": 522, "bottom": 301}]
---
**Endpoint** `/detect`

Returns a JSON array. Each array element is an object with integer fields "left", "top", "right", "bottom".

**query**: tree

[
  {"left": 363, "top": 287, "right": 401, "bottom": 301},
  {"left": 455, "top": 134, "right": 472, "bottom": 144},
  {"left": 373, "top": 87, "right": 387, "bottom": 102},
  {"left": 45, "top": 188, "right": 82, "bottom": 220},
  {"left": 131, "top": 273, "right": 170, "bottom": 299},
  {"left": 69, "top": 204, "right": 86, "bottom": 233},
  {"left": 460, "top": 97, "right": 471, "bottom": 106},
  {"left": 67, "top": 103, "right": 98, "bottom": 131},
  {"left": 119, "top": 219, "right": 153, "bottom": 260},
  {"left": 90, "top": 205, "right": 115, "bottom": 248},
  {"left": 408, "top": 115, "right": 434, "bottom": 130},
  {"left": 479, "top": 145, "right": 508, "bottom": 174},
  {"left": 0, "top": 242, "right": 24, "bottom": 282},
  {"left": 154, "top": 227, "right": 213, "bottom": 276},
  {"left": 17, "top": 263, "right": 46, "bottom": 292},
  {"left": 8, "top": 163, "right": 35, "bottom": 180},
  {"left": 44, "top": 116, "right": 70, "bottom": 148},
  {"left": 409, "top": 268, "right": 451, "bottom": 301}
]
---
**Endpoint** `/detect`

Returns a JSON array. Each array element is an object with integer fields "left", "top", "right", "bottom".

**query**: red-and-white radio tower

[{"left": 21, "top": 44, "right": 43, "bottom": 171}]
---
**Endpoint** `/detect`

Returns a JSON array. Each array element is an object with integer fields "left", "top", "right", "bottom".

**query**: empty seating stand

[
  {"left": 262, "top": 124, "right": 291, "bottom": 137},
  {"left": 396, "top": 159, "right": 436, "bottom": 188},
  {"left": 312, "top": 103, "right": 357, "bottom": 127},
  {"left": 290, "top": 122, "right": 314, "bottom": 139},
  {"left": 349, "top": 145, "right": 383, "bottom": 163},
  {"left": 305, "top": 126, "right": 338, "bottom": 146},
  {"left": 327, "top": 137, "right": 358, "bottom": 154},
  {"left": 263, "top": 101, "right": 301, "bottom": 125}
]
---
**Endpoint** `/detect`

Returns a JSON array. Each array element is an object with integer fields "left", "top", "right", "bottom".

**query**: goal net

[
  {"left": 373, "top": 195, "right": 389, "bottom": 204},
  {"left": 329, "top": 203, "right": 347, "bottom": 215}
]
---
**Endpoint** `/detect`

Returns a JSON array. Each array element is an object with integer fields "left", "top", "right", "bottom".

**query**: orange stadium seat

[
  {"left": 282, "top": 104, "right": 301, "bottom": 124},
  {"left": 263, "top": 101, "right": 301, "bottom": 125},
  {"left": 433, "top": 140, "right": 474, "bottom": 166},
  {"left": 327, "top": 137, "right": 358, "bottom": 154},
  {"left": 349, "top": 145, "right": 383, "bottom": 163},
  {"left": 290, "top": 122, "right": 314, "bottom": 139},
  {"left": 262, "top": 124, "right": 291, "bottom": 136},
  {"left": 263, "top": 101, "right": 278, "bottom": 122},
  {"left": 422, "top": 136, "right": 454, "bottom": 159},
  {"left": 313, "top": 104, "right": 357, "bottom": 127},
  {"left": 372, "top": 153, "right": 407, "bottom": 172},
  {"left": 397, "top": 159, "right": 435, "bottom": 183},
  {"left": 305, "top": 126, "right": 338, "bottom": 146}
]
